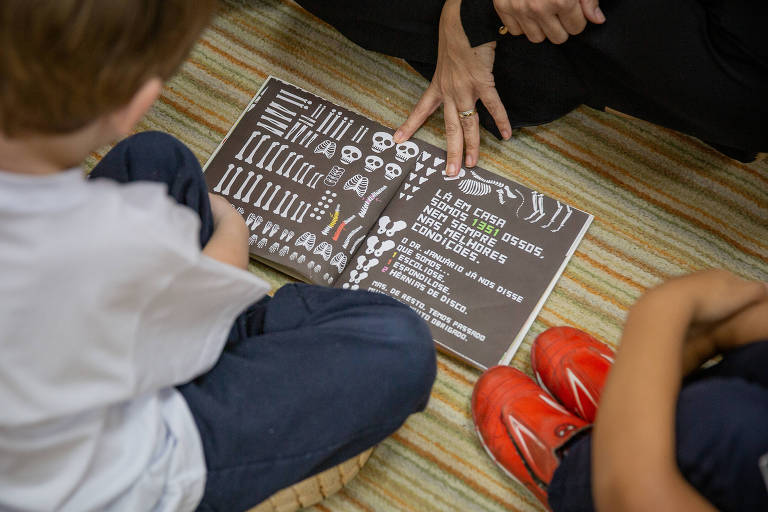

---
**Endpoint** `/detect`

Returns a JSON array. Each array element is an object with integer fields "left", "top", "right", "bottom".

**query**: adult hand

[
  {"left": 394, "top": 0, "right": 512, "bottom": 177},
  {"left": 495, "top": 0, "right": 606, "bottom": 44}
]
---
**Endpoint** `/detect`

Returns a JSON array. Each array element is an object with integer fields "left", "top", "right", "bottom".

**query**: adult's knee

[{"left": 676, "top": 378, "right": 768, "bottom": 511}]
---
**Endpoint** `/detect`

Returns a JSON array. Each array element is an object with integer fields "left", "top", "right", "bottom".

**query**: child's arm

[
  {"left": 202, "top": 193, "right": 250, "bottom": 270},
  {"left": 592, "top": 270, "right": 768, "bottom": 512}
]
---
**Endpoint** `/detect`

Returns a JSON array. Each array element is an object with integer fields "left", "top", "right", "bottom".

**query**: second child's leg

[
  {"left": 178, "top": 284, "right": 437, "bottom": 511},
  {"left": 548, "top": 343, "right": 768, "bottom": 512}
]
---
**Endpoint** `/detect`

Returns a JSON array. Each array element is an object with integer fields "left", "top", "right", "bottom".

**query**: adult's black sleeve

[{"left": 460, "top": 0, "right": 502, "bottom": 47}]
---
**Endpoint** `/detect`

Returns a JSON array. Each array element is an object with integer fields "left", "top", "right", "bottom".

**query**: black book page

[
  {"left": 203, "top": 77, "right": 412, "bottom": 284},
  {"left": 338, "top": 140, "right": 593, "bottom": 369}
]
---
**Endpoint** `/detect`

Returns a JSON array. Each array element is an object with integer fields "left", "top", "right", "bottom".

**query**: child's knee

[{"left": 111, "top": 130, "right": 202, "bottom": 182}]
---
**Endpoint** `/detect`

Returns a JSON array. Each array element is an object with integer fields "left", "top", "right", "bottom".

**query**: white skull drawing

[
  {"left": 364, "top": 155, "right": 383, "bottom": 172},
  {"left": 339, "top": 145, "right": 362, "bottom": 164},
  {"left": 384, "top": 162, "right": 402, "bottom": 180},
  {"left": 371, "top": 131, "right": 394, "bottom": 153},
  {"left": 395, "top": 141, "right": 419, "bottom": 162}
]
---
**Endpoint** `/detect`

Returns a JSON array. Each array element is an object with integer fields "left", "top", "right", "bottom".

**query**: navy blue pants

[
  {"left": 90, "top": 132, "right": 438, "bottom": 511},
  {"left": 549, "top": 340, "right": 768, "bottom": 512}
]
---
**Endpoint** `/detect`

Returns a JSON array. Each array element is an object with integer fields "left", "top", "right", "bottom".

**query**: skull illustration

[
  {"left": 384, "top": 162, "right": 402, "bottom": 180},
  {"left": 371, "top": 131, "right": 394, "bottom": 153},
  {"left": 364, "top": 155, "right": 383, "bottom": 172},
  {"left": 395, "top": 141, "right": 419, "bottom": 162},
  {"left": 339, "top": 145, "right": 362, "bottom": 164}
]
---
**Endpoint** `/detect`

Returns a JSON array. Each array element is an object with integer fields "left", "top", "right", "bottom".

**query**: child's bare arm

[
  {"left": 202, "top": 194, "right": 250, "bottom": 270},
  {"left": 593, "top": 270, "right": 767, "bottom": 512}
]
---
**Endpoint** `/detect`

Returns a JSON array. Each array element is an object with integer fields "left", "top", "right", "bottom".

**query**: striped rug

[{"left": 86, "top": 1, "right": 768, "bottom": 510}]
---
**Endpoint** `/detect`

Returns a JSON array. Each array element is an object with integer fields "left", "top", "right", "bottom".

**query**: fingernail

[
  {"left": 595, "top": 7, "right": 606, "bottom": 23},
  {"left": 393, "top": 130, "right": 403, "bottom": 143},
  {"left": 447, "top": 163, "right": 457, "bottom": 176},
  {"left": 502, "top": 129, "right": 512, "bottom": 140}
]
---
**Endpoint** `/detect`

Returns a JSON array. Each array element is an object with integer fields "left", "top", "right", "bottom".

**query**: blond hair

[{"left": 0, "top": 0, "right": 218, "bottom": 136}]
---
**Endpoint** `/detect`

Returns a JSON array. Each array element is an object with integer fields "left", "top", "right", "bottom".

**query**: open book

[{"left": 204, "top": 77, "right": 592, "bottom": 370}]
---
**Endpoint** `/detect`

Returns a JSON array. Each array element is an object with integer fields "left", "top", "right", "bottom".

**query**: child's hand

[
  {"left": 645, "top": 270, "right": 768, "bottom": 373},
  {"left": 208, "top": 193, "right": 241, "bottom": 227}
]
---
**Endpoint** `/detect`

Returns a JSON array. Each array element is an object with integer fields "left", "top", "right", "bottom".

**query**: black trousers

[{"left": 296, "top": 0, "right": 768, "bottom": 161}]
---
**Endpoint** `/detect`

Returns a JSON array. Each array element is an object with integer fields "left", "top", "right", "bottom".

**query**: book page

[
  {"left": 338, "top": 140, "right": 593, "bottom": 369},
  {"left": 203, "top": 77, "right": 411, "bottom": 284}
]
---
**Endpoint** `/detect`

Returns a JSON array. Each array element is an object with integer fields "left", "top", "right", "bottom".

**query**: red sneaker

[
  {"left": 531, "top": 326, "right": 615, "bottom": 423},
  {"left": 472, "top": 366, "right": 589, "bottom": 508}
]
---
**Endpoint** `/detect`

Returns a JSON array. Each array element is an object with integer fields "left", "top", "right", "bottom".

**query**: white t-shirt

[{"left": 0, "top": 168, "right": 269, "bottom": 511}]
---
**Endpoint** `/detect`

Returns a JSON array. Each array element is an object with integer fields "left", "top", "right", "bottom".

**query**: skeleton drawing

[
  {"left": 358, "top": 185, "right": 387, "bottom": 218},
  {"left": 339, "top": 145, "right": 361, "bottom": 164},
  {"left": 376, "top": 216, "right": 407, "bottom": 237},
  {"left": 343, "top": 174, "right": 369, "bottom": 197},
  {"left": 329, "top": 252, "right": 348, "bottom": 273},
  {"left": 323, "top": 166, "right": 345, "bottom": 187},
  {"left": 314, "top": 139, "right": 336, "bottom": 159},
  {"left": 355, "top": 255, "right": 379, "bottom": 272},
  {"left": 371, "top": 131, "right": 394, "bottom": 153},
  {"left": 294, "top": 232, "right": 316, "bottom": 251},
  {"left": 364, "top": 236, "right": 396, "bottom": 258},
  {"left": 313, "top": 241, "right": 333, "bottom": 261},
  {"left": 363, "top": 155, "right": 383, "bottom": 173},
  {"left": 394, "top": 141, "right": 419, "bottom": 163},
  {"left": 320, "top": 204, "right": 341, "bottom": 235}
]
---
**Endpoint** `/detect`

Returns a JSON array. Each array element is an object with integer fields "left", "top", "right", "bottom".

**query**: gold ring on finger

[{"left": 458, "top": 108, "right": 477, "bottom": 119}]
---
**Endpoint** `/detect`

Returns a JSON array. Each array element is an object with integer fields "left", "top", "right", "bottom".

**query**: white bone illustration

[
  {"left": 289, "top": 200, "right": 305, "bottom": 221},
  {"left": 289, "top": 251, "right": 298, "bottom": 261},
  {"left": 395, "top": 141, "right": 419, "bottom": 162},
  {"left": 341, "top": 282, "right": 358, "bottom": 290},
  {"left": 240, "top": 174, "right": 263, "bottom": 203},
  {"left": 306, "top": 172, "right": 322, "bottom": 189},
  {"left": 261, "top": 220, "right": 273, "bottom": 235},
  {"left": 297, "top": 255, "right": 306, "bottom": 264},
  {"left": 313, "top": 241, "right": 333, "bottom": 261},
  {"left": 324, "top": 166, "right": 345, "bottom": 187},
  {"left": 349, "top": 234, "right": 366, "bottom": 253},
  {"left": 386, "top": 220, "right": 407, "bottom": 237},
  {"left": 275, "top": 151, "right": 297, "bottom": 176},
  {"left": 279, "top": 245, "right": 289, "bottom": 257},
  {"left": 268, "top": 242, "right": 280, "bottom": 254},
  {"left": 342, "top": 225, "right": 363, "bottom": 249},
  {"left": 232, "top": 171, "right": 254, "bottom": 200},
  {"left": 265, "top": 144, "right": 289, "bottom": 172},
  {"left": 261, "top": 184, "right": 281, "bottom": 211},
  {"left": 213, "top": 164, "right": 236, "bottom": 193},
  {"left": 377, "top": 216, "right": 391, "bottom": 235},
  {"left": 314, "top": 263, "right": 322, "bottom": 273},
  {"left": 235, "top": 131, "right": 260, "bottom": 161},
  {"left": 221, "top": 166, "right": 243, "bottom": 196},
  {"left": 343, "top": 174, "right": 369, "bottom": 197},
  {"left": 358, "top": 185, "right": 387, "bottom": 219},
  {"left": 314, "top": 139, "right": 336, "bottom": 159},
  {"left": 253, "top": 182, "right": 272, "bottom": 208},
  {"left": 329, "top": 252, "right": 348, "bottom": 273},
  {"left": 255, "top": 141, "right": 281, "bottom": 169},
  {"left": 364, "top": 155, "right": 383, "bottom": 172},
  {"left": 269, "top": 223, "right": 280, "bottom": 237},
  {"left": 373, "top": 240, "right": 395, "bottom": 258},
  {"left": 525, "top": 192, "right": 546, "bottom": 223},
  {"left": 458, "top": 179, "right": 492, "bottom": 197},
  {"left": 257, "top": 238, "right": 267, "bottom": 249},
  {"left": 371, "top": 131, "right": 394, "bottom": 153},
  {"left": 273, "top": 190, "right": 291, "bottom": 215},
  {"left": 384, "top": 162, "right": 402, "bottom": 180},
  {"left": 282, "top": 154, "right": 303, "bottom": 179},
  {"left": 356, "top": 255, "right": 379, "bottom": 272},
  {"left": 348, "top": 270, "right": 368, "bottom": 285},
  {"left": 323, "top": 273, "right": 330, "bottom": 282},
  {"left": 236, "top": 207, "right": 244, "bottom": 215},
  {"left": 551, "top": 204, "right": 572, "bottom": 233},
  {"left": 248, "top": 234, "right": 258, "bottom": 246},
  {"left": 242, "top": 133, "right": 270, "bottom": 165},
  {"left": 365, "top": 235, "right": 379, "bottom": 255},
  {"left": 294, "top": 232, "right": 316, "bottom": 250},
  {"left": 542, "top": 201, "right": 563, "bottom": 229},
  {"left": 339, "top": 145, "right": 362, "bottom": 164},
  {"left": 280, "top": 193, "right": 298, "bottom": 217},
  {"left": 245, "top": 213, "right": 263, "bottom": 231}
]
